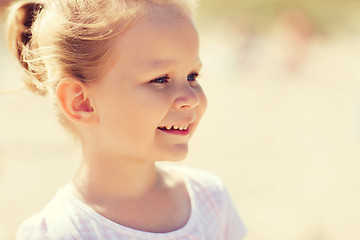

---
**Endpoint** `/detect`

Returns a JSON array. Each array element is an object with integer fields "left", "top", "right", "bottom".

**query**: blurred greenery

[
  {"left": 1, "top": 0, "right": 359, "bottom": 35},
  {"left": 198, "top": 0, "right": 360, "bottom": 35}
]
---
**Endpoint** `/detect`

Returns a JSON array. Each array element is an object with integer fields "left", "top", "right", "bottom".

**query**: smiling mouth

[
  {"left": 157, "top": 124, "right": 190, "bottom": 135},
  {"left": 157, "top": 124, "right": 189, "bottom": 131}
]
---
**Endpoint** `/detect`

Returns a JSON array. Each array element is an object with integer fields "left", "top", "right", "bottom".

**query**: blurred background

[{"left": 1, "top": 0, "right": 360, "bottom": 239}]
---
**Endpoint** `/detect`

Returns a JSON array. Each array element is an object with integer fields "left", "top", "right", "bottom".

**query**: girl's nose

[{"left": 173, "top": 85, "right": 200, "bottom": 110}]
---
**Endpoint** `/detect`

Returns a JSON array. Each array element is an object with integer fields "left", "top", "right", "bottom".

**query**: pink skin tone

[
  {"left": 57, "top": 8, "right": 207, "bottom": 232},
  {"left": 84, "top": 11, "right": 206, "bottom": 164}
]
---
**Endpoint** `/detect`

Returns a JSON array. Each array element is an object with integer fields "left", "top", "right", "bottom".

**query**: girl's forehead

[
  {"left": 103, "top": 10, "right": 200, "bottom": 77},
  {"left": 111, "top": 11, "right": 199, "bottom": 57}
]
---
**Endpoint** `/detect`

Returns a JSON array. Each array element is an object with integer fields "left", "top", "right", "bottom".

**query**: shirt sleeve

[
  {"left": 16, "top": 214, "right": 77, "bottom": 240},
  {"left": 222, "top": 186, "right": 247, "bottom": 239},
  {"left": 16, "top": 214, "right": 48, "bottom": 240}
]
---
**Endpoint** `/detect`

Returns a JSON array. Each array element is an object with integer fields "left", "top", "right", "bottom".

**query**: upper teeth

[{"left": 162, "top": 124, "right": 188, "bottom": 130}]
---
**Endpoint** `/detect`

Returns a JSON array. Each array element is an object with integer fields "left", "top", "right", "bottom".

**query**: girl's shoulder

[
  {"left": 16, "top": 189, "right": 80, "bottom": 240},
  {"left": 16, "top": 213, "right": 48, "bottom": 240},
  {"left": 160, "top": 165, "right": 247, "bottom": 239}
]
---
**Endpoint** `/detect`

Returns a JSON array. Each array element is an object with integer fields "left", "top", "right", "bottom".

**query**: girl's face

[{"left": 88, "top": 10, "right": 207, "bottom": 162}]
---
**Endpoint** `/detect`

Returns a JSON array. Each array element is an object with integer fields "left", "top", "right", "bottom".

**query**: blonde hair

[{"left": 6, "top": 0, "right": 197, "bottom": 128}]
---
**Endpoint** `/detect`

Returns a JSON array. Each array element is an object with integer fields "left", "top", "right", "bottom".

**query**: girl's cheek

[
  {"left": 146, "top": 85, "right": 174, "bottom": 100},
  {"left": 138, "top": 89, "right": 173, "bottom": 111}
]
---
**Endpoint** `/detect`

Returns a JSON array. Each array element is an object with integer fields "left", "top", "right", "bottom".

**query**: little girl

[{"left": 7, "top": 0, "right": 246, "bottom": 239}]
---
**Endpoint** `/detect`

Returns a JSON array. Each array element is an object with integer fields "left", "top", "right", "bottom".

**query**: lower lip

[{"left": 158, "top": 128, "right": 190, "bottom": 136}]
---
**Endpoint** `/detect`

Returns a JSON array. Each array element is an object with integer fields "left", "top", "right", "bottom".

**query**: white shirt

[{"left": 16, "top": 166, "right": 246, "bottom": 240}]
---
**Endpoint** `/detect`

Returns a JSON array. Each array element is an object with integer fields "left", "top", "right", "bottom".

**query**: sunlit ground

[{"left": 1, "top": 6, "right": 360, "bottom": 240}]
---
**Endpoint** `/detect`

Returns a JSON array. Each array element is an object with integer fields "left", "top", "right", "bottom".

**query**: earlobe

[{"left": 56, "top": 78, "right": 99, "bottom": 125}]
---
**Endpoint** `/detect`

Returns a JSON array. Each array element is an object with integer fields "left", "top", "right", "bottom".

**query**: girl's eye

[
  {"left": 187, "top": 72, "right": 199, "bottom": 82},
  {"left": 150, "top": 75, "right": 169, "bottom": 84}
]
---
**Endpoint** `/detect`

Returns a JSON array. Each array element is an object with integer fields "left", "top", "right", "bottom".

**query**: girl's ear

[{"left": 56, "top": 78, "right": 99, "bottom": 125}]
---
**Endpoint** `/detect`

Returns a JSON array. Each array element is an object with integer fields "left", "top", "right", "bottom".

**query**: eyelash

[
  {"left": 151, "top": 75, "right": 170, "bottom": 84},
  {"left": 150, "top": 72, "right": 199, "bottom": 84}
]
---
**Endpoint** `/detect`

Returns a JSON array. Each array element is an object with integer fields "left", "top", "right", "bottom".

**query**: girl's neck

[{"left": 72, "top": 151, "right": 159, "bottom": 203}]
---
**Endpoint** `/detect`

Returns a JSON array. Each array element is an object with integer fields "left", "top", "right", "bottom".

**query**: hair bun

[
  {"left": 7, "top": 1, "right": 43, "bottom": 59},
  {"left": 6, "top": 1, "right": 46, "bottom": 95}
]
